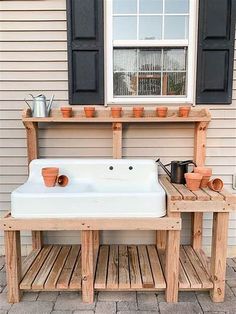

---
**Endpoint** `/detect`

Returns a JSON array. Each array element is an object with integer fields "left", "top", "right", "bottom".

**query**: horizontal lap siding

[{"left": 0, "top": 0, "right": 235, "bottom": 256}]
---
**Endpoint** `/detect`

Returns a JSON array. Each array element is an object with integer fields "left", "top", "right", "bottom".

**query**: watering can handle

[{"left": 179, "top": 160, "right": 197, "bottom": 166}]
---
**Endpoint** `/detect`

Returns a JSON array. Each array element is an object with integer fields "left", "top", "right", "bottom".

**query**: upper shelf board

[{"left": 22, "top": 107, "right": 211, "bottom": 123}]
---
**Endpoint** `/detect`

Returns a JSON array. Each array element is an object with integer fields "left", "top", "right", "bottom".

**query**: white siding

[{"left": 0, "top": 0, "right": 235, "bottom": 256}]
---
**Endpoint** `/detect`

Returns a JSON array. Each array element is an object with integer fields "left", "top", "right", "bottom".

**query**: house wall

[{"left": 0, "top": 0, "right": 235, "bottom": 256}]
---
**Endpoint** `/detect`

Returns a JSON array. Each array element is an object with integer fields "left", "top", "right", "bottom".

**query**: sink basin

[{"left": 11, "top": 159, "right": 166, "bottom": 218}]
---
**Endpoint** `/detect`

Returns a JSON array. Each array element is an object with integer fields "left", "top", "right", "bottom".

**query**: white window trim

[{"left": 104, "top": 0, "right": 198, "bottom": 105}]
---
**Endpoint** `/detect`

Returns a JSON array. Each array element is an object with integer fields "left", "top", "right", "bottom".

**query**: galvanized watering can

[{"left": 24, "top": 94, "right": 54, "bottom": 117}]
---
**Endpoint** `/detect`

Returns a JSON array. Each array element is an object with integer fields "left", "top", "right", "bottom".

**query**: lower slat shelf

[{"left": 20, "top": 244, "right": 213, "bottom": 292}]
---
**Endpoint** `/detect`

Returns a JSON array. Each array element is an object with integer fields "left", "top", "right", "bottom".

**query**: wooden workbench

[{"left": 5, "top": 106, "right": 234, "bottom": 304}]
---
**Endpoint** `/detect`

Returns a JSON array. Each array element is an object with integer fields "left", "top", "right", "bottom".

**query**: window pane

[
  {"left": 162, "top": 72, "right": 186, "bottom": 95},
  {"left": 165, "top": 0, "right": 189, "bottom": 13},
  {"left": 139, "top": 49, "right": 162, "bottom": 71},
  {"left": 113, "top": 16, "right": 137, "bottom": 40},
  {"left": 114, "top": 72, "right": 137, "bottom": 96},
  {"left": 139, "top": 16, "right": 162, "bottom": 40},
  {"left": 164, "top": 16, "right": 188, "bottom": 39},
  {"left": 139, "top": 0, "right": 163, "bottom": 14},
  {"left": 138, "top": 72, "right": 161, "bottom": 95},
  {"left": 163, "top": 48, "right": 186, "bottom": 71},
  {"left": 113, "top": 0, "right": 137, "bottom": 14},
  {"left": 114, "top": 49, "right": 137, "bottom": 72}
]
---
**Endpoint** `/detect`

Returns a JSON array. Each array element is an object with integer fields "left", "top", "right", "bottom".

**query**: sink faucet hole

[
  {"left": 109, "top": 166, "right": 113, "bottom": 170},
  {"left": 129, "top": 166, "right": 133, "bottom": 170}
]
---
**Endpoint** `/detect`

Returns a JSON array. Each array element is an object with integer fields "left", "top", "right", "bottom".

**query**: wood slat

[
  {"left": 179, "top": 260, "right": 191, "bottom": 289},
  {"left": 219, "top": 189, "right": 236, "bottom": 203},
  {"left": 179, "top": 246, "right": 202, "bottom": 289},
  {"left": 194, "top": 249, "right": 211, "bottom": 278},
  {"left": 147, "top": 245, "right": 166, "bottom": 289},
  {"left": 22, "top": 249, "right": 41, "bottom": 277},
  {"left": 56, "top": 245, "right": 80, "bottom": 289},
  {"left": 32, "top": 245, "right": 61, "bottom": 290},
  {"left": 118, "top": 245, "right": 130, "bottom": 289},
  {"left": 192, "top": 189, "right": 210, "bottom": 201},
  {"left": 159, "top": 176, "right": 182, "bottom": 200},
  {"left": 20, "top": 245, "right": 52, "bottom": 289},
  {"left": 69, "top": 249, "right": 82, "bottom": 290},
  {"left": 95, "top": 245, "right": 109, "bottom": 289},
  {"left": 202, "top": 187, "right": 224, "bottom": 201},
  {"left": 128, "top": 245, "right": 142, "bottom": 289},
  {"left": 138, "top": 245, "right": 154, "bottom": 288},
  {"left": 183, "top": 246, "right": 213, "bottom": 289},
  {"left": 172, "top": 183, "right": 197, "bottom": 200},
  {"left": 44, "top": 246, "right": 71, "bottom": 290},
  {"left": 107, "top": 245, "right": 119, "bottom": 289}
]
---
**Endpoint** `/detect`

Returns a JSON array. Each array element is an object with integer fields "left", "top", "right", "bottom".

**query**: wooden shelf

[
  {"left": 22, "top": 107, "right": 211, "bottom": 123},
  {"left": 20, "top": 244, "right": 212, "bottom": 292},
  {"left": 159, "top": 176, "right": 236, "bottom": 212}
]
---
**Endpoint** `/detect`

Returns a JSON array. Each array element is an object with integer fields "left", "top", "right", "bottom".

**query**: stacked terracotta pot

[{"left": 41, "top": 168, "right": 69, "bottom": 187}]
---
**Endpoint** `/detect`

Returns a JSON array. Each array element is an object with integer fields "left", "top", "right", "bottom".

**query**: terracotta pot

[
  {"left": 179, "top": 106, "right": 191, "bottom": 117},
  {"left": 57, "top": 175, "right": 69, "bottom": 187},
  {"left": 111, "top": 107, "right": 122, "bottom": 118},
  {"left": 194, "top": 167, "right": 212, "bottom": 188},
  {"left": 184, "top": 173, "right": 202, "bottom": 191},
  {"left": 156, "top": 107, "right": 168, "bottom": 118},
  {"left": 42, "top": 167, "right": 59, "bottom": 187},
  {"left": 84, "top": 106, "right": 95, "bottom": 118},
  {"left": 207, "top": 178, "right": 224, "bottom": 192},
  {"left": 133, "top": 107, "right": 144, "bottom": 118},
  {"left": 61, "top": 107, "right": 72, "bottom": 118}
]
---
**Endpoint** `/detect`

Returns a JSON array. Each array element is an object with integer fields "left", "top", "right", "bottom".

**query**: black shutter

[
  {"left": 196, "top": 0, "right": 235, "bottom": 104},
  {"left": 67, "top": 0, "right": 104, "bottom": 104}
]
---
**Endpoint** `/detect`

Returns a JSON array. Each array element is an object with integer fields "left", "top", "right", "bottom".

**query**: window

[{"left": 105, "top": 0, "right": 198, "bottom": 104}]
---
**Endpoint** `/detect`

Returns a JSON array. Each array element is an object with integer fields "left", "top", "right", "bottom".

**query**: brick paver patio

[{"left": 0, "top": 256, "right": 236, "bottom": 314}]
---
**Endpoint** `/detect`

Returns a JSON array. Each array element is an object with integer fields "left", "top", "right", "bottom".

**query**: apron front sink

[{"left": 11, "top": 159, "right": 166, "bottom": 218}]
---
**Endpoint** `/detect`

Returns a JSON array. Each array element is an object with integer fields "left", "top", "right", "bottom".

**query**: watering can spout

[
  {"left": 47, "top": 94, "right": 55, "bottom": 115},
  {"left": 156, "top": 159, "right": 171, "bottom": 177}
]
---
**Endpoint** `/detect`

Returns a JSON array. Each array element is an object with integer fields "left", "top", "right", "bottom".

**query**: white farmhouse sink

[{"left": 11, "top": 159, "right": 166, "bottom": 218}]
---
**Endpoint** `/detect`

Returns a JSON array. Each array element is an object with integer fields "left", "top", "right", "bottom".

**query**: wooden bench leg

[
  {"left": 210, "top": 212, "right": 229, "bottom": 302},
  {"left": 4, "top": 231, "right": 22, "bottom": 303},
  {"left": 165, "top": 229, "right": 180, "bottom": 302},
  {"left": 32, "top": 231, "right": 43, "bottom": 250},
  {"left": 192, "top": 213, "right": 203, "bottom": 250},
  {"left": 156, "top": 231, "right": 166, "bottom": 250},
  {"left": 82, "top": 230, "right": 94, "bottom": 303},
  {"left": 93, "top": 230, "right": 99, "bottom": 270}
]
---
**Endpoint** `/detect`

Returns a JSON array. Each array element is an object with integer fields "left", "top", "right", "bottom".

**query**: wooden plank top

[
  {"left": 160, "top": 175, "right": 236, "bottom": 205},
  {"left": 22, "top": 107, "right": 211, "bottom": 123}
]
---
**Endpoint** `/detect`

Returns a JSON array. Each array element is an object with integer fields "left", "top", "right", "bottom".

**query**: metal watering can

[
  {"left": 24, "top": 94, "right": 54, "bottom": 117},
  {"left": 156, "top": 158, "right": 196, "bottom": 184}
]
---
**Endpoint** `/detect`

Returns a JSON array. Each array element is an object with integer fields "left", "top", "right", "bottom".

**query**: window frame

[{"left": 105, "top": 0, "right": 198, "bottom": 105}]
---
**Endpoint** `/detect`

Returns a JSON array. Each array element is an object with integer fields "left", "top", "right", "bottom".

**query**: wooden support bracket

[{"left": 112, "top": 122, "right": 122, "bottom": 159}]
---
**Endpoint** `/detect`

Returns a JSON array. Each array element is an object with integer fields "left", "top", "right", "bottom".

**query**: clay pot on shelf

[
  {"left": 194, "top": 167, "right": 212, "bottom": 188},
  {"left": 84, "top": 106, "right": 95, "bottom": 118},
  {"left": 184, "top": 172, "right": 202, "bottom": 191},
  {"left": 133, "top": 107, "right": 144, "bottom": 118},
  {"left": 111, "top": 107, "right": 122, "bottom": 118},
  {"left": 60, "top": 107, "right": 72, "bottom": 118},
  {"left": 208, "top": 178, "right": 224, "bottom": 192},
  {"left": 57, "top": 175, "right": 69, "bottom": 187},
  {"left": 179, "top": 106, "right": 191, "bottom": 117},
  {"left": 42, "top": 167, "right": 59, "bottom": 187},
  {"left": 156, "top": 107, "right": 168, "bottom": 118}
]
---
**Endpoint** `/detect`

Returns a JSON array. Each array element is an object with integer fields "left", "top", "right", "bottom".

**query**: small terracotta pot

[
  {"left": 184, "top": 172, "right": 202, "bottom": 191},
  {"left": 179, "top": 106, "right": 190, "bottom": 117},
  {"left": 111, "top": 107, "right": 122, "bottom": 118},
  {"left": 156, "top": 107, "right": 168, "bottom": 118},
  {"left": 42, "top": 167, "right": 59, "bottom": 187},
  {"left": 194, "top": 167, "right": 212, "bottom": 188},
  {"left": 207, "top": 178, "right": 224, "bottom": 192},
  {"left": 84, "top": 106, "right": 95, "bottom": 118},
  {"left": 61, "top": 107, "right": 72, "bottom": 118},
  {"left": 57, "top": 175, "right": 69, "bottom": 187},
  {"left": 133, "top": 107, "right": 144, "bottom": 118}
]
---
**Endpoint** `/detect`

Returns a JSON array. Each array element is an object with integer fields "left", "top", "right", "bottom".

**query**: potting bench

[{"left": 1, "top": 106, "right": 235, "bottom": 304}]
